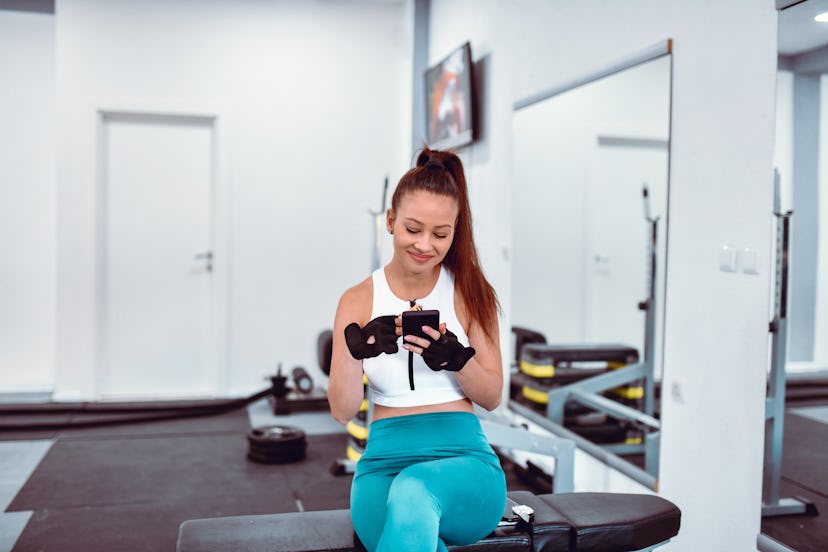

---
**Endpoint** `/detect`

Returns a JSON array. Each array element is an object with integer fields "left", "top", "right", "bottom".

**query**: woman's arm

[
  {"left": 451, "top": 300, "right": 503, "bottom": 411},
  {"left": 327, "top": 280, "right": 372, "bottom": 424}
]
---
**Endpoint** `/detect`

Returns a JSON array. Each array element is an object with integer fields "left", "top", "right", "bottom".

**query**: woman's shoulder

[
  {"left": 337, "top": 275, "right": 374, "bottom": 321},
  {"left": 343, "top": 275, "right": 373, "bottom": 301}
]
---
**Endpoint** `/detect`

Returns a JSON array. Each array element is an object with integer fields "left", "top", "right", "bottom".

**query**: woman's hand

[
  {"left": 402, "top": 323, "right": 476, "bottom": 372},
  {"left": 344, "top": 315, "right": 399, "bottom": 359}
]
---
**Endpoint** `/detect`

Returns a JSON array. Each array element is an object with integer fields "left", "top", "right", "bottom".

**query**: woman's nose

[{"left": 414, "top": 234, "right": 432, "bottom": 251}]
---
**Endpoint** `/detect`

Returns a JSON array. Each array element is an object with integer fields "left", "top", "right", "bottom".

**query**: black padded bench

[{"left": 176, "top": 490, "right": 680, "bottom": 551}]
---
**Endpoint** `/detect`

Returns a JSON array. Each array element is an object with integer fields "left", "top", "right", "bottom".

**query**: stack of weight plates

[
  {"left": 604, "top": 364, "right": 645, "bottom": 411},
  {"left": 246, "top": 425, "right": 307, "bottom": 464},
  {"left": 513, "top": 343, "right": 643, "bottom": 444},
  {"left": 515, "top": 343, "right": 642, "bottom": 408}
]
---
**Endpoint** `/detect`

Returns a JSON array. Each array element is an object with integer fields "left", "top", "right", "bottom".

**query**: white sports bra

[{"left": 362, "top": 265, "right": 468, "bottom": 407}]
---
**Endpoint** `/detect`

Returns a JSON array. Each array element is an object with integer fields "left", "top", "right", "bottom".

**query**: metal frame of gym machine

[
  {"left": 760, "top": 171, "right": 817, "bottom": 520},
  {"left": 509, "top": 39, "right": 673, "bottom": 491}
]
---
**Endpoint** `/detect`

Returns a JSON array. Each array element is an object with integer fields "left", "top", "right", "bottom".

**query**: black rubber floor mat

[
  {"left": 781, "top": 412, "right": 828, "bottom": 497},
  {"left": 761, "top": 410, "right": 828, "bottom": 552},
  {"left": 8, "top": 429, "right": 351, "bottom": 551}
]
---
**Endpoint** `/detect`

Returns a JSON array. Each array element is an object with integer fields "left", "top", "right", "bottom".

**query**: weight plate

[
  {"left": 246, "top": 447, "right": 306, "bottom": 464},
  {"left": 246, "top": 425, "right": 307, "bottom": 465},
  {"left": 346, "top": 419, "right": 368, "bottom": 441},
  {"left": 347, "top": 434, "right": 367, "bottom": 450},
  {"left": 247, "top": 425, "right": 306, "bottom": 446},
  {"left": 247, "top": 439, "right": 307, "bottom": 455}
]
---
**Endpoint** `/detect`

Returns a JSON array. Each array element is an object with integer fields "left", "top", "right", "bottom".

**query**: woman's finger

[{"left": 422, "top": 325, "right": 442, "bottom": 341}]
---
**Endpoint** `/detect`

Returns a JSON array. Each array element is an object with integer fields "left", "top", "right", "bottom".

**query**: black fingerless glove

[
  {"left": 344, "top": 315, "right": 399, "bottom": 359},
  {"left": 422, "top": 329, "right": 476, "bottom": 372}
]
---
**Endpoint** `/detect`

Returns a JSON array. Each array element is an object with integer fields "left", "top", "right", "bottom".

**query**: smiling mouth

[{"left": 409, "top": 251, "right": 432, "bottom": 263}]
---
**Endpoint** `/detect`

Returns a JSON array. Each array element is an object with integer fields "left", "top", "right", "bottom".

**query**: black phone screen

[{"left": 401, "top": 309, "right": 440, "bottom": 340}]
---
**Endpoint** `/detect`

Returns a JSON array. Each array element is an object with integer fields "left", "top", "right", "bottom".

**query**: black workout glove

[
  {"left": 344, "top": 315, "right": 399, "bottom": 360},
  {"left": 422, "top": 329, "right": 476, "bottom": 372}
]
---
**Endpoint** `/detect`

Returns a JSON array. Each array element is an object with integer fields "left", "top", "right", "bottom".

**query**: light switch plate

[
  {"left": 741, "top": 247, "right": 759, "bottom": 275},
  {"left": 719, "top": 244, "right": 737, "bottom": 273}
]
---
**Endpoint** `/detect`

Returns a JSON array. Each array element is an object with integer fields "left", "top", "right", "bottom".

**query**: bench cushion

[
  {"left": 176, "top": 492, "right": 680, "bottom": 552},
  {"left": 538, "top": 493, "right": 681, "bottom": 551},
  {"left": 177, "top": 503, "right": 535, "bottom": 552},
  {"left": 177, "top": 509, "right": 357, "bottom": 552},
  {"left": 501, "top": 491, "right": 571, "bottom": 552}
]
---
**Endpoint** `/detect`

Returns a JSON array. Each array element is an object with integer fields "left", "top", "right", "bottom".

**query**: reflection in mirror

[
  {"left": 510, "top": 45, "right": 671, "bottom": 487},
  {"left": 775, "top": 0, "right": 828, "bottom": 373},
  {"left": 759, "top": 1, "right": 828, "bottom": 542}
]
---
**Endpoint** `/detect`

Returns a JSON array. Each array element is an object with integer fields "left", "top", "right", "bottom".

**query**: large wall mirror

[
  {"left": 775, "top": 0, "right": 828, "bottom": 373},
  {"left": 509, "top": 41, "right": 672, "bottom": 487}
]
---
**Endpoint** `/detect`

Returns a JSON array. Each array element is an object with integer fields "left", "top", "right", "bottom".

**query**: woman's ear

[{"left": 386, "top": 209, "right": 395, "bottom": 234}]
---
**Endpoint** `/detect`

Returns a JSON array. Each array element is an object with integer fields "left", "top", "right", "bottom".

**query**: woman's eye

[
  {"left": 434, "top": 234, "right": 448, "bottom": 239},
  {"left": 406, "top": 227, "right": 421, "bottom": 234}
]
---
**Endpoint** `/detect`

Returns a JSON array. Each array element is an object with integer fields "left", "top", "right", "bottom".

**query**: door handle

[{"left": 195, "top": 251, "right": 213, "bottom": 272}]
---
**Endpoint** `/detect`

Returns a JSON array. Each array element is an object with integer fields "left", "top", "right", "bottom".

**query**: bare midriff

[{"left": 371, "top": 397, "right": 474, "bottom": 421}]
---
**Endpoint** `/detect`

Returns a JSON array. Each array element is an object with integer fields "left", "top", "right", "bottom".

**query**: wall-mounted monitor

[{"left": 424, "top": 42, "right": 475, "bottom": 151}]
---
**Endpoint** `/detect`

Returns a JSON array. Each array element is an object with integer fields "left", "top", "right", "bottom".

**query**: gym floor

[
  {"left": 760, "top": 398, "right": 828, "bottom": 552},
  {"left": 0, "top": 399, "right": 538, "bottom": 551},
  {"left": 0, "top": 396, "right": 824, "bottom": 551},
  {"left": 0, "top": 402, "right": 352, "bottom": 551}
]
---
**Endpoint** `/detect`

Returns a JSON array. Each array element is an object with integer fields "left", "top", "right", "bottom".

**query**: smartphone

[{"left": 401, "top": 309, "right": 440, "bottom": 340}]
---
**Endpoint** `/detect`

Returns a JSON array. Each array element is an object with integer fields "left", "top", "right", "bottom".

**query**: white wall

[
  {"left": 816, "top": 74, "right": 828, "bottom": 368},
  {"left": 428, "top": 0, "right": 777, "bottom": 550},
  {"left": 0, "top": 10, "right": 56, "bottom": 394},
  {"left": 512, "top": 96, "right": 591, "bottom": 341},
  {"left": 51, "top": 0, "right": 412, "bottom": 399}
]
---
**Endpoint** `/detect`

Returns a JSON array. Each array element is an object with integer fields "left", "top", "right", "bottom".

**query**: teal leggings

[{"left": 351, "top": 412, "right": 506, "bottom": 552}]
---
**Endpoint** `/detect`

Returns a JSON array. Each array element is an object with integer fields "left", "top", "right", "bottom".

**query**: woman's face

[{"left": 388, "top": 190, "right": 459, "bottom": 274}]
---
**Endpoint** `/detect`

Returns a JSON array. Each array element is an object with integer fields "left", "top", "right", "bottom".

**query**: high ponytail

[{"left": 391, "top": 147, "right": 500, "bottom": 340}]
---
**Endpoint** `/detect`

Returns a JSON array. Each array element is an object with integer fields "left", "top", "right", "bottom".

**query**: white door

[
  {"left": 586, "top": 136, "right": 668, "bottom": 359},
  {"left": 99, "top": 113, "right": 216, "bottom": 399}
]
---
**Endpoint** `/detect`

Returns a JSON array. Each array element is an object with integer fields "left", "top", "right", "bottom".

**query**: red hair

[{"left": 391, "top": 147, "right": 500, "bottom": 340}]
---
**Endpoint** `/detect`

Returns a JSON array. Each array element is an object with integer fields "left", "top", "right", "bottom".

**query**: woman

[{"left": 327, "top": 147, "right": 506, "bottom": 552}]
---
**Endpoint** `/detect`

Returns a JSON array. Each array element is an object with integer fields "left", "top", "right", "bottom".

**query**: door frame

[{"left": 93, "top": 102, "right": 231, "bottom": 399}]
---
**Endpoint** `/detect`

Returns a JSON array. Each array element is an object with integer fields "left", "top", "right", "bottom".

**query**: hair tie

[{"left": 425, "top": 158, "right": 445, "bottom": 170}]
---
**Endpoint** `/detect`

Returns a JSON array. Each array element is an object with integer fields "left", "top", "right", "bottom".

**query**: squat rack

[{"left": 761, "top": 170, "right": 817, "bottom": 518}]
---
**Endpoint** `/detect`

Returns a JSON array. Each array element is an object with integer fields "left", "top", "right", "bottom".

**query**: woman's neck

[{"left": 384, "top": 262, "right": 441, "bottom": 303}]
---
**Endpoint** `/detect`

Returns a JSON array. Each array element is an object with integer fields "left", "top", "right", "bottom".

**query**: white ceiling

[{"left": 779, "top": 0, "right": 828, "bottom": 54}]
